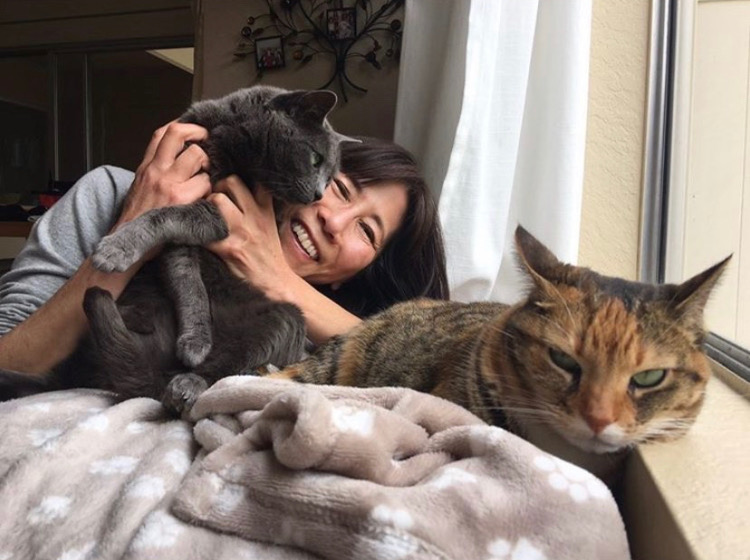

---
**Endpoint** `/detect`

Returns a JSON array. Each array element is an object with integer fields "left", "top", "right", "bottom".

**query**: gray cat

[{"left": 0, "top": 86, "right": 355, "bottom": 412}]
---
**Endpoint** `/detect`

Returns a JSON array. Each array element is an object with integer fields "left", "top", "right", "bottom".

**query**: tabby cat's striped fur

[{"left": 271, "top": 226, "right": 729, "bottom": 455}]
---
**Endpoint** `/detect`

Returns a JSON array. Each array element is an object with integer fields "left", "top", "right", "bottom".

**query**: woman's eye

[
  {"left": 549, "top": 348, "right": 582, "bottom": 376},
  {"left": 333, "top": 178, "right": 350, "bottom": 201},
  {"left": 631, "top": 369, "right": 667, "bottom": 389},
  {"left": 310, "top": 151, "right": 323, "bottom": 168},
  {"left": 359, "top": 221, "right": 376, "bottom": 246}
]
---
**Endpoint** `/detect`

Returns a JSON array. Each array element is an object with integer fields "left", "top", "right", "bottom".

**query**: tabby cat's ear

[
  {"left": 671, "top": 255, "right": 731, "bottom": 322},
  {"left": 514, "top": 226, "right": 563, "bottom": 280},
  {"left": 514, "top": 225, "right": 566, "bottom": 302},
  {"left": 267, "top": 90, "right": 338, "bottom": 123}
]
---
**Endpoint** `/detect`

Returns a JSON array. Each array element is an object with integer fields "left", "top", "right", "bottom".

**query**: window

[
  {"left": 0, "top": 48, "right": 193, "bottom": 205},
  {"left": 642, "top": 0, "right": 750, "bottom": 382}
]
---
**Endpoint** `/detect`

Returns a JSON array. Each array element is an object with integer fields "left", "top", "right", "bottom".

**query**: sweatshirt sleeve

[{"left": 0, "top": 166, "right": 134, "bottom": 335}]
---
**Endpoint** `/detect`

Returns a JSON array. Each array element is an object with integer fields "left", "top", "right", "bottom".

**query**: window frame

[{"left": 641, "top": 0, "right": 750, "bottom": 383}]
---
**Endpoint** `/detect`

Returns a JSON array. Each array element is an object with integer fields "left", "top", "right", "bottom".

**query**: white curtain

[{"left": 394, "top": 0, "right": 592, "bottom": 303}]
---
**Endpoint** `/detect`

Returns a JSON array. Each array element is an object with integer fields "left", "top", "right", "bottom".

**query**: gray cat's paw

[
  {"left": 92, "top": 235, "right": 143, "bottom": 272},
  {"left": 176, "top": 328, "right": 212, "bottom": 368},
  {"left": 162, "top": 373, "right": 209, "bottom": 417}
]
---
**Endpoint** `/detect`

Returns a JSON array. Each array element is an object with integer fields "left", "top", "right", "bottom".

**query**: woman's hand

[
  {"left": 207, "top": 176, "right": 298, "bottom": 300},
  {"left": 207, "top": 175, "right": 364, "bottom": 343},
  {"left": 116, "top": 121, "right": 212, "bottom": 228}
]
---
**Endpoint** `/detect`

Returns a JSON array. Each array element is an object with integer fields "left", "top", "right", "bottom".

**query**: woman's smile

[
  {"left": 291, "top": 220, "right": 319, "bottom": 261},
  {"left": 278, "top": 174, "right": 408, "bottom": 286}
]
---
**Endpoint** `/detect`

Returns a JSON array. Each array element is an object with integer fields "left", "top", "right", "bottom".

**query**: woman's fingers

[
  {"left": 180, "top": 172, "right": 213, "bottom": 203},
  {"left": 138, "top": 122, "right": 172, "bottom": 172},
  {"left": 115, "top": 122, "right": 211, "bottom": 228},
  {"left": 207, "top": 192, "right": 240, "bottom": 219},
  {"left": 252, "top": 184, "right": 275, "bottom": 211},
  {"left": 172, "top": 143, "right": 210, "bottom": 181},
  {"left": 151, "top": 122, "right": 209, "bottom": 169},
  {"left": 213, "top": 176, "right": 275, "bottom": 218}
]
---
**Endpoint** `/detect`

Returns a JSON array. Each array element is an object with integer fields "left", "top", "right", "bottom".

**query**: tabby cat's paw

[
  {"left": 162, "top": 373, "right": 208, "bottom": 417},
  {"left": 176, "top": 328, "right": 212, "bottom": 368},
  {"left": 92, "top": 235, "right": 142, "bottom": 272}
]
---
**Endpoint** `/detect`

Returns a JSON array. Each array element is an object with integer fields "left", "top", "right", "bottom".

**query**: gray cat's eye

[
  {"left": 310, "top": 151, "right": 324, "bottom": 168},
  {"left": 631, "top": 369, "right": 667, "bottom": 388},
  {"left": 548, "top": 348, "right": 582, "bottom": 375}
]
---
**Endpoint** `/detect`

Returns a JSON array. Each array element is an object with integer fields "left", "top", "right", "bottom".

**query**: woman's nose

[{"left": 318, "top": 204, "right": 350, "bottom": 241}]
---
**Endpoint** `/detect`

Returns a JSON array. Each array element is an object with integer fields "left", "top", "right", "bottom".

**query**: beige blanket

[{"left": 0, "top": 377, "right": 630, "bottom": 560}]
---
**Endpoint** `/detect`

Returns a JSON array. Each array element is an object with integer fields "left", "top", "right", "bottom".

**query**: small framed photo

[
  {"left": 255, "top": 35, "right": 285, "bottom": 70},
  {"left": 327, "top": 8, "right": 357, "bottom": 40}
]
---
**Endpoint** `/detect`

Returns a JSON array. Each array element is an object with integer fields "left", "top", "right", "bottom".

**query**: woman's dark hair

[{"left": 318, "top": 136, "right": 450, "bottom": 317}]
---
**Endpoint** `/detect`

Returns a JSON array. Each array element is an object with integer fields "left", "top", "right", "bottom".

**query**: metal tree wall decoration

[{"left": 235, "top": 0, "right": 404, "bottom": 102}]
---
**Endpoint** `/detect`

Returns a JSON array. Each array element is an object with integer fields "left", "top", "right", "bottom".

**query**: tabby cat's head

[{"left": 499, "top": 226, "right": 729, "bottom": 454}]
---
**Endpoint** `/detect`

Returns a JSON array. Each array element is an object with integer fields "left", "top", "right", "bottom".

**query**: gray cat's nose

[{"left": 313, "top": 189, "right": 323, "bottom": 202}]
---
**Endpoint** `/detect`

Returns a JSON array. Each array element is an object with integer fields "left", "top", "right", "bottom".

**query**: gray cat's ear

[
  {"left": 267, "top": 89, "right": 338, "bottom": 123},
  {"left": 333, "top": 131, "right": 362, "bottom": 144},
  {"left": 671, "top": 255, "right": 731, "bottom": 321}
]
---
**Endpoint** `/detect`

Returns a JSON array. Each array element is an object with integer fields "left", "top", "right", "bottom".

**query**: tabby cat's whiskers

[{"left": 269, "top": 226, "right": 729, "bottom": 460}]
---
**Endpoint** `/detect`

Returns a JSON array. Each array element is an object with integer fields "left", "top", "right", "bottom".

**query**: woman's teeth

[{"left": 292, "top": 222, "right": 319, "bottom": 260}]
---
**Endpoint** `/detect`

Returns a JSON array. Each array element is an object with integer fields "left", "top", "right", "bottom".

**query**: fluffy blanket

[{"left": 0, "top": 377, "right": 630, "bottom": 560}]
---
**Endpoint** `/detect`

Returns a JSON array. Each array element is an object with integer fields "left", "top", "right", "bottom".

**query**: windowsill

[{"left": 621, "top": 361, "right": 750, "bottom": 560}]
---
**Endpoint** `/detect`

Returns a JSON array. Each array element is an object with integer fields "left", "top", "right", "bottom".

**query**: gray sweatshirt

[{"left": 0, "top": 166, "right": 134, "bottom": 335}]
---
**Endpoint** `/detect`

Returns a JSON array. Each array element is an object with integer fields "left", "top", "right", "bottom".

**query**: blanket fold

[
  {"left": 172, "top": 376, "right": 630, "bottom": 560},
  {"left": 0, "top": 377, "right": 630, "bottom": 560}
]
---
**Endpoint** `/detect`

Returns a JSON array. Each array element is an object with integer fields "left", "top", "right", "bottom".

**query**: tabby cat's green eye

[
  {"left": 548, "top": 348, "right": 582, "bottom": 375},
  {"left": 631, "top": 369, "right": 667, "bottom": 389},
  {"left": 310, "top": 151, "right": 323, "bottom": 168}
]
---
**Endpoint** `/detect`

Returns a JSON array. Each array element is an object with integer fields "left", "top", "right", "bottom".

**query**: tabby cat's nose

[{"left": 582, "top": 411, "right": 615, "bottom": 435}]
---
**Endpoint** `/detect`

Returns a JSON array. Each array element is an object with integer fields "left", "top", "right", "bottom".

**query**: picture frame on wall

[
  {"left": 255, "top": 35, "right": 285, "bottom": 69},
  {"left": 327, "top": 8, "right": 357, "bottom": 41}
]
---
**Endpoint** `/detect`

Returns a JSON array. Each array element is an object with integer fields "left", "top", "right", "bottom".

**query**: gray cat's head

[
  {"left": 182, "top": 86, "right": 357, "bottom": 205},
  {"left": 259, "top": 88, "right": 355, "bottom": 203}
]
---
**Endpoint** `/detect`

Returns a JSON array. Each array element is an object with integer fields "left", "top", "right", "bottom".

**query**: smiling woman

[
  {"left": 277, "top": 174, "right": 408, "bottom": 286},
  {"left": 0, "top": 130, "right": 448, "bottom": 373}
]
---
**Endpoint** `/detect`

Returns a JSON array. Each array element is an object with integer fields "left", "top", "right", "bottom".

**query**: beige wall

[
  {"left": 579, "top": 0, "right": 650, "bottom": 279},
  {"left": 195, "top": 0, "right": 401, "bottom": 139},
  {"left": 0, "top": 0, "right": 651, "bottom": 267},
  {"left": 0, "top": 0, "right": 193, "bottom": 50}
]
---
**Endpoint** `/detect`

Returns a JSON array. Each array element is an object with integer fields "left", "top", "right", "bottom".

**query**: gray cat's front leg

[
  {"left": 160, "top": 246, "right": 212, "bottom": 367},
  {"left": 92, "top": 200, "right": 229, "bottom": 272}
]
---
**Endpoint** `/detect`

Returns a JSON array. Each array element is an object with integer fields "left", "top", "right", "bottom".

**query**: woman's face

[{"left": 277, "top": 173, "right": 408, "bottom": 285}]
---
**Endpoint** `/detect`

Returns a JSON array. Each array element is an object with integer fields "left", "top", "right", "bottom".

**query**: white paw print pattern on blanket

[
  {"left": 355, "top": 532, "right": 420, "bottom": 560},
  {"left": 426, "top": 466, "right": 478, "bottom": 489},
  {"left": 486, "top": 537, "right": 547, "bottom": 560},
  {"left": 27, "top": 495, "right": 71, "bottom": 525},
  {"left": 56, "top": 541, "right": 95, "bottom": 560},
  {"left": 131, "top": 511, "right": 184, "bottom": 551},
  {"left": 89, "top": 455, "right": 140, "bottom": 475},
  {"left": 28, "top": 428, "right": 63, "bottom": 450},
  {"left": 533, "top": 455, "right": 610, "bottom": 503},
  {"left": 331, "top": 405, "right": 375, "bottom": 436},
  {"left": 127, "top": 475, "right": 167, "bottom": 500},
  {"left": 78, "top": 412, "right": 109, "bottom": 432},
  {"left": 370, "top": 504, "right": 415, "bottom": 530}
]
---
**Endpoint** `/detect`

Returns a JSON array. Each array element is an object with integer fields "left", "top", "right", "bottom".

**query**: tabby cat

[
  {"left": 269, "top": 225, "right": 729, "bottom": 456},
  {"left": 0, "top": 86, "right": 354, "bottom": 413}
]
